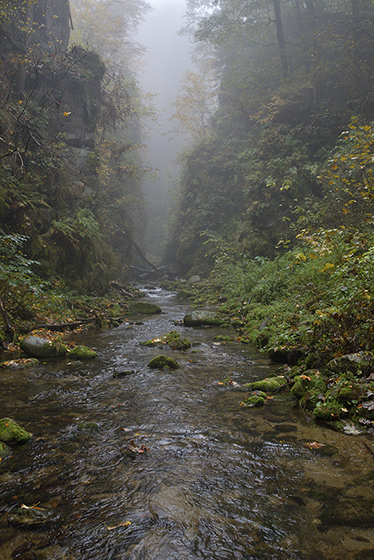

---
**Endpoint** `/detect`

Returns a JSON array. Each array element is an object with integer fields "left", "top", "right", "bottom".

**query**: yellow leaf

[{"left": 319, "top": 263, "right": 335, "bottom": 272}]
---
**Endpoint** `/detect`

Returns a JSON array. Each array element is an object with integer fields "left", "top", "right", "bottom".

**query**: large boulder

[
  {"left": 0, "top": 418, "right": 31, "bottom": 444},
  {"left": 245, "top": 376, "right": 288, "bottom": 393},
  {"left": 184, "top": 311, "right": 224, "bottom": 327},
  {"left": 20, "top": 336, "right": 68, "bottom": 359}
]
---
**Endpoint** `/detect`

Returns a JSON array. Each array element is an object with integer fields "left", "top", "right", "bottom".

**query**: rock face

[
  {"left": 0, "top": 418, "right": 32, "bottom": 444},
  {"left": 184, "top": 312, "right": 223, "bottom": 327},
  {"left": 20, "top": 336, "right": 68, "bottom": 359}
]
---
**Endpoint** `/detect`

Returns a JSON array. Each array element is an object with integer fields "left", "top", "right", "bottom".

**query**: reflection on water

[{"left": 0, "top": 287, "right": 374, "bottom": 559}]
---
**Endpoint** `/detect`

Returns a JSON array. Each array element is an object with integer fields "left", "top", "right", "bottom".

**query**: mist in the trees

[{"left": 136, "top": 0, "right": 192, "bottom": 263}]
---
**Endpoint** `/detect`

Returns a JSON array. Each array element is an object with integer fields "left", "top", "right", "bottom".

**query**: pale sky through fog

[{"left": 136, "top": 0, "right": 192, "bottom": 261}]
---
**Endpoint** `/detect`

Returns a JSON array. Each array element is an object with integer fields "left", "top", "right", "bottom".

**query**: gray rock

[
  {"left": 327, "top": 352, "right": 374, "bottom": 375},
  {"left": 184, "top": 311, "right": 224, "bottom": 327},
  {"left": 20, "top": 336, "right": 68, "bottom": 359}
]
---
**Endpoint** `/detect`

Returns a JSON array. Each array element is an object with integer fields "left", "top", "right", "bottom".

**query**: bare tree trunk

[
  {"left": 273, "top": 0, "right": 289, "bottom": 78},
  {"left": 0, "top": 295, "right": 14, "bottom": 338}
]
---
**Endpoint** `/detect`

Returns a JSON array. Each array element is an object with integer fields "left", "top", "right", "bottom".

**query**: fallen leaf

[
  {"left": 305, "top": 441, "right": 325, "bottom": 450},
  {"left": 107, "top": 521, "right": 132, "bottom": 531}
]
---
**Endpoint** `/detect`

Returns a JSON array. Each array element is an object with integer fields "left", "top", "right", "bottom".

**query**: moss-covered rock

[
  {"left": 327, "top": 352, "right": 374, "bottom": 375},
  {"left": 77, "top": 422, "right": 99, "bottom": 432},
  {"left": 141, "top": 331, "right": 191, "bottom": 351},
  {"left": 241, "top": 395, "right": 265, "bottom": 407},
  {"left": 0, "top": 418, "right": 31, "bottom": 444},
  {"left": 68, "top": 345, "right": 97, "bottom": 360},
  {"left": 184, "top": 311, "right": 224, "bottom": 327},
  {"left": 313, "top": 399, "right": 342, "bottom": 420},
  {"left": 128, "top": 302, "right": 161, "bottom": 315},
  {"left": 148, "top": 355, "right": 180, "bottom": 370},
  {"left": 246, "top": 376, "right": 287, "bottom": 393},
  {"left": 20, "top": 335, "right": 68, "bottom": 359}
]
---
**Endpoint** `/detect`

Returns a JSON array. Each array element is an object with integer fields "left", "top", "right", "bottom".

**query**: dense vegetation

[{"left": 0, "top": 0, "right": 150, "bottom": 336}]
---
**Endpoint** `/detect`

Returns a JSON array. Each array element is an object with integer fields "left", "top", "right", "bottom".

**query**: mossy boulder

[
  {"left": 148, "top": 355, "right": 180, "bottom": 370},
  {"left": 246, "top": 376, "right": 287, "bottom": 393},
  {"left": 241, "top": 395, "right": 265, "bottom": 407},
  {"left": 184, "top": 311, "right": 224, "bottom": 327},
  {"left": 20, "top": 335, "right": 68, "bottom": 359},
  {"left": 291, "top": 372, "right": 327, "bottom": 410},
  {"left": 68, "top": 345, "right": 97, "bottom": 360},
  {"left": 168, "top": 336, "right": 191, "bottom": 350},
  {"left": 0, "top": 418, "right": 31, "bottom": 444},
  {"left": 313, "top": 399, "right": 342, "bottom": 421},
  {"left": 327, "top": 352, "right": 374, "bottom": 375},
  {"left": 128, "top": 302, "right": 161, "bottom": 315}
]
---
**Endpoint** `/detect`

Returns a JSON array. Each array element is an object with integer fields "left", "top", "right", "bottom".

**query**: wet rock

[
  {"left": 127, "top": 302, "right": 161, "bottom": 315},
  {"left": 241, "top": 394, "right": 265, "bottom": 407},
  {"left": 313, "top": 399, "right": 342, "bottom": 421},
  {"left": 0, "top": 441, "right": 12, "bottom": 459},
  {"left": 0, "top": 418, "right": 32, "bottom": 444},
  {"left": 268, "top": 346, "right": 306, "bottom": 365},
  {"left": 141, "top": 331, "right": 191, "bottom": 350},
  {"left": 113, "top": 370, "right": 136, "bottom": 378},
  {"left": 67, "top": 345, "right": 97, "bottom": 360},
  {"left": 148, "top": 355, "right": 180, "bottom": 370},
  {"left": 20, "top": 336, "right": 68, "bottom": 359},
  {"left": 245, "top": 376, "right": 288, "bottom": 393},
  {"left": 175, "top": 290, "right": 194, "bottom": 299},
  {"left": 319, "top": 496, "right": 374, "bottom": 529},
  {"left": 327, "top": 352, "right": 374, "bottom": 375},
  {"left": 8, "top": 505, "right": 59, "bottom": 529},
  {"left": 1, "top": 358, "right": 39, "bottom": 369},
  {"left": 183, "top": 311, "right": 224, "bottom": 327},
  {"left": 77, "top": 422, "right": 99, "bottom": 432}
]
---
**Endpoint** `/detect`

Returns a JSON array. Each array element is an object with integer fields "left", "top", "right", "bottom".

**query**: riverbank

[{"left": 161, "top": 229, "right": 374, "bottom": 435}]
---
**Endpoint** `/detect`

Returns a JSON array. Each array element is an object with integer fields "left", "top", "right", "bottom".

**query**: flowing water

[{"left": 1, "top": 287, "right": 374, "bottom": 560}]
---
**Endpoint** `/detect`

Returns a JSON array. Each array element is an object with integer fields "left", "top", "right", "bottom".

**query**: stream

[{"left": 1, "top": 286, "right": 374, "bottom": 560}]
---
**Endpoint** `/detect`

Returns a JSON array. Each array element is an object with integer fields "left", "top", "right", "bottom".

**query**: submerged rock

[
  {"left": 141, "top": 331, "right": 191, "bottom": 350},
  {"left": 0, "top": 441, "right": 12, "bottom": 459},
  {"left": 20, "top": 335, "right": 68, "bottom": 359},
  {"left": 184, "top": 311, "right": 224, "bottom": 327},
  {"left": 128, "top": 302, "right": 161, "bottom": 315},
  {"left": 0, "top": 418, "right": 32, "bottom": 444},
  {"left": 8, "top": 505, "right": 59, "bottom": 529},
  {"left": 68, "top": 345, "right": 97, "bottom": 360},
  {"left": 148, "top": 355, "right": 180, "bottom": 370}
]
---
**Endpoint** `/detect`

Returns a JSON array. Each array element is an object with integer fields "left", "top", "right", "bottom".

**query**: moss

[
  {"left": 141, "top": 331, "right": 191, "bottom": 350},
  {"left": 0, "top": 418, "right": 31, "bottom": 444},
  {"left": 214, "top": 335, "right": 233, "bottom": 342},
  {"left": 148, "top": 355, "right": 180, "bottom": 370},
  {"left": 68, "top": 345, "right": 97, "bottom": 360},
  {"left": 241, "top": 395, "right": 265, "bottom": 407},
  {"left": 128, "top": 302, "right": 161, "bottom": 315},
  {"left": 313, "top": 399, "right": 342, "bottom": 420},
  {"left": 77, "top": 422, "right": 99, "bottom": 432},
  {"left": 246, "top": 376, "right": 287, "bottom": 393}
]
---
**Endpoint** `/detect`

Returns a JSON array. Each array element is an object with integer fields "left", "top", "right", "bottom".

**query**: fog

[{"left": 136, "top": 0, "right": 192, "bottom": 263}]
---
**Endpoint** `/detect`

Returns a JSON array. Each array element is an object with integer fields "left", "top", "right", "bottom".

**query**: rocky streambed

[{"left": 0, "top": 286, "right": 374, "bottom": 560}]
